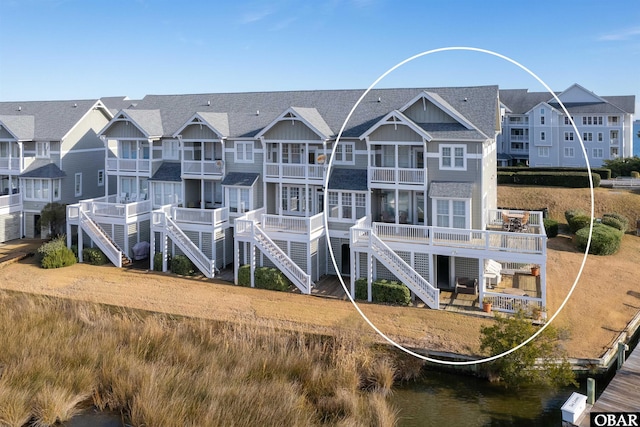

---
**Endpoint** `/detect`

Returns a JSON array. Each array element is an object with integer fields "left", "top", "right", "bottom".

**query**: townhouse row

[{"left": 1, "top": 86, "right": 549, "bottom": 314}]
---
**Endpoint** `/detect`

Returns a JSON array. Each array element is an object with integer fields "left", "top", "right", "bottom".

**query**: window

[
  {"left": 97, "top": 169, "right": 104, "bottom": 187},
  {"left": 440, "top": 144, "right": 466, "bottom": 170},
  {"left": 598, "top": 132, "right": 603, "bottom": 142},
  {"left": 564, "top": 147, "right": 575, "bottom": 158},
  {"left": 235, "top": 142, "right": 253, "bottom": 163},
  {"left": 36, "top": 142, "right": 49, "bottom": 158},
  {"left": 564, "top": 116, "right": 573, "bottom": 125},
  {"left": 151, "top": 182, "right": 182, "bottom": 207},
  {"left": 24, "top": 178, "right": 57, "bottom": 201},
  {"left": 435, "top": 199, "right": 468, "bottom": 229},
  {"left": 582, "top": 132, "right": 593, "bottom": 142},
  {"left": 120, "top": 141, "right": 137, "bottom": 159},
  {"left": 327, "top": 191, "right": 366, "bottom": 221},
  {"left": 334, "top": 142, "right": 354, "bottom": 164},
  {"left": 163, "top": 140, "right": 179, "bottom": 160},
  {"left": 611, "top": 147, "right": 619, "bottom": 158},
  {"left": 564, "top": 132, "right": 574, "bottom": 141},
  {"left": 540, "top": 108, "right": 545, "bottom": 115},
  {"left": 540, "top": 116, "right": 545, "bottom": 125},
  {"left": 608, "top": 116, "right": 619, "bottom": 125},
  {"left": 582, "top": 116, "right": 603, "bottom": 126},
  {"left": 74, "top": 173, "right": 82, "bottom": 197},
  {"left": 538, "top": 147, "right": 549, "bottom": 157},
  {"left": 540, "top": 131, "right": 545, "bottom": 141},
  {"left": 610, "top": 130, "right": 619, "bottom": 143},
  {"left": 593, "top": 148, "right": 604, "bottom": 158}
]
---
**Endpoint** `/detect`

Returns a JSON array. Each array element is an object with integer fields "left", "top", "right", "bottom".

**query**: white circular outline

[{"left": 322, "top": 46, "right": 594, "bottom": 365}]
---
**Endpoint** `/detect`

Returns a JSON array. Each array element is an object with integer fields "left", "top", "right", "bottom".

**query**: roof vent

[
  {"left": 256, "top": 110, "right": 260, "bottom": 116},
  {"left": 18, "top": 106, "right": 21, "bottom": 111},
  {"left": 464, "top": 98, "right": 468, "bottom": 102},
  {"left": 73, "top": 103, "right": 77, "bottom": 108},
  {"left": 377, "top": 97, "right": 381, "bottom": 102},
  {"left": 207, "top": 100, "right": 211, "bottom": 106}
]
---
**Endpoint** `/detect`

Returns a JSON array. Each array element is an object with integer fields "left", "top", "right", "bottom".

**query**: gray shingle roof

[
  {"left": 0, "top": 99, "right": 103, "bottom": 141},
  {"left": 20, "top": 161, "right": 66, "bottom": 178},
  {"left": 429, "top": 182, "right": 474, "bottom": 198},
  {"left": 328, "top": 168, "right": 368, "bottom": 191},
  {"left": 290, "top": 107, "right": 333, "bottom": 138},
  {"left": 123, "top": 86, "right": 499, "bottom": 141},
  {"left": 418, "top": 123, "right": 487, "bottom": 140},
  {"left": 0, "top": 115, "right": 35, "bottom": 140},
  {"left": 123, "top": 109, "right": 163, "bottom": 137},
  {"left": 101, "top": 96, "right": 138, "bottom": 115},
  {"left": 195, "top": 112, "right": 230, "bottom": 137},
  {"left": 221, "top": 172, "right": 260, "bottom": 187},
  {"left": 500, "top": 88, "right": 635, "bottom": 115},
  {"left": 149, "top": 162, "right": 181, "bottom": 182},
  {"left": 499, "top": 89, "right": 554, "bottom": 114}
]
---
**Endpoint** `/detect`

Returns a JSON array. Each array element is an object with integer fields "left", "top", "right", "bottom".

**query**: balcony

[
  {"left": 610, "top": 138, "right": 619, "bottom": 145},
  {"left": 509, "top": 135, "right": 529, "bottom": 142},
  {"left": 0, "top": 157, "right": 20, "bottom": 174},
  {"left": 68, "top": 195, "right": 152, "bottom": 223},
  {"left": 0, "top": 192, "right": 22, "bottom": 213},
  {"left": 182, "top": 159, "right": 224, "bottom": 178},
  {"left": 106, "top": 158, "right": 160, "bottom": 174},
  {"left": 261, "top": 212, "right": 324, "bottom": 235},
  {"left": 264, "top": 163, "right": 325, "bottom": 182},
  {"left": 370, "top": 167, "right": 425, "bottom": 185}
]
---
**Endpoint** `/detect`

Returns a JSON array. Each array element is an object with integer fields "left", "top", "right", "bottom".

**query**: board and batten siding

[
  {"left": 0, "top": 126, "right": 14, "bottom": 139},
  {"left": 367, "top": 124, "right": 424, "bottom": 142},
  {"left": 104, "top": 121, "right": 146, "bottom": 139},
  {"left": 180, "top": 124, "right": 220, "bottom": 140},
  {"left": 263, "top": 121, "right": 323, "bottom": 141},
  {"left": 403, "top": 99, "right": 459, "bottom": 124}
]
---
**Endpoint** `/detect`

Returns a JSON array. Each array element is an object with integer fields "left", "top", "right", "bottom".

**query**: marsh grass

[{"left": 0, "top": 291, "right": 417, "bottom": 426}]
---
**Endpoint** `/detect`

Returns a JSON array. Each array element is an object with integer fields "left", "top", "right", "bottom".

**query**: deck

[{"left": 579, "top": 342, "right": 640, "bottom": 426}]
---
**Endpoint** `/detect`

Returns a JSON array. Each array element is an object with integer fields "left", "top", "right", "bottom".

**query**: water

[{"left": 390, "top": 370, "right": 582, "bottom": 427}]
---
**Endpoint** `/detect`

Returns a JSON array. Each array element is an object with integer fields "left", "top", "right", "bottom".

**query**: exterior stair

[
  {"left": 162, "top": 212, "right": 216, "bottom": 278},
  {"left": 251, "top": 223, "right": 312, "bottom": 294},
  {"left": 79, "top": 210, "right": 131, "bottom": 267},
  {"left": 369, "top": 232, "right": 439, "bottom": 309}
]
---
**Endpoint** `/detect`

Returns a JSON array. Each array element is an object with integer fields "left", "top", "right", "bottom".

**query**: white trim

[
  {"left": 439, "top": 144, "right": 467, "bottom": 170},
  {"left": 74, "top": 172, "right": 82, "bottom": 197},
  {"left": 60, "top": 147, "right": 106, "bottom": 155}
]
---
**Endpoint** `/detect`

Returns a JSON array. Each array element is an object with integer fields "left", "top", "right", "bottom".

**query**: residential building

[
  {"left": 67, "top": 86, "right": 547, "bottom": 314},
  {"left": 498, "top": 84, "right": 635, "bottom": 167},
  {"left": 0, "top": 99, "right": 123, "bottom": 241}
]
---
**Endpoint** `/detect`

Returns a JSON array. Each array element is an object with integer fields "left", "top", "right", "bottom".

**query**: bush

[
  {"left": 498, "top": 171, "right": 600, "bottom": 188},
  {"left": 170, "top": 255, "right": 195, "bottom": 276},
  {"left": 632, "top": 171, "right": 640, "bottom": 178},
  {"left": 37, "top": 237, "right": 76, "bottom": 269},
  {"left": 543, "top": 219, "right": 558, "bottom": 237},
  {"left": 498, "top": 166, "right": 611, "bottom": 180},
  {"left": 237, "top": 265, "right": 291, "bottom": 291},
  {"left": 564, "top": 209, "right": 586, "bottom": 223},
  {"left": 602, "top": 212, "right": 629, "bottom": 231},
  {"left": 603, "top": 156, "right": 640, "bottom": 178},
  {"left": 153, "top": 252, "right": 170, "bottom": 271},
  {"left": 601, "top": 216, "right": 624, "bottom": 231},
  {"left": 82, "top": 247, "right": 108, "bottom": 265},
  {"left": 568, "top": 215, "right": 592, "bottom": 234},
  {"left": 355, "top": 278, "right": 411, "bottom": 305},
  {"left": 70, "top": 245, "right": 78, "bottom": 260},
  {"left": 575, "top": 223, "right": 623, "bottom": 255}
]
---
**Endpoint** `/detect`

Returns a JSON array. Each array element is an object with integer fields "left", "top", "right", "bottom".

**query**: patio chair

[
  {"left": 501, "top": 212, "right": 511, "bottom": 231},
  {"left": 521, "top": 211, "right": 530, "bottom": 231},
  {"left": 120, "top": 192, "right": 128, "bottom": 203},
  {"left": 129, "top": 193, "right": 137, "bottom": 202}
]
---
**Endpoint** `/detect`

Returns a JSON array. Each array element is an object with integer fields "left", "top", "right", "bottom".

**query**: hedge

[
  {"left": 355, "top": 278, "right": 411, "bottom": 305},
  {"left": 602, "top": 212, "right": 629, "bottom": 232},
  {"left": 565, "top": 209, "right": 587, "bottom": 223},
  {"left": 498, "top": 171, "right": 600, "bottom": 188},
  {"left": 568, "top": 215, "right": 593, "bottom": 234},
  {"left": 237, "top": 265, "right": 291, "bottom": 292},
  {"left": 543, "top": 219, "right": 558, "bottom": 238},
  {"left": 170, "top": 254, "right": 195, "bottom": 276},
  {"left": 37, "top": 237, "right": 77, "bottom": 269},
  {"left": 575, "top": 223, "right": 622, "bottom": 255},
  {"left": 82, "top": 247, "right": 108, "bottom": 265},
  {"left": 498, "top": 166, "right": 611, "bottom": 180}
]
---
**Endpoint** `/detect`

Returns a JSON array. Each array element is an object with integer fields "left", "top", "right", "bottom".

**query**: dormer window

[{"left": 36, "top": 142, "right": 49, "bottom": 158}]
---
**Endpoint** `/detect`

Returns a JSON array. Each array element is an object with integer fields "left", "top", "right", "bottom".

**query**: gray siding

[
  {"left": 61, "top": 150, "right": 106, "bottom": 204},
  {"left": 0, "top": 126, "right": 14, "bottom": 139},
  {"left": 404, "top": 100, "right": 458, "bottom": 124},
  {"left": 264, "top": 121, "right": 321, "bottom": 140},
  {"left": 368, "top": 124, "right": 423, "bottom": 142},
  {"left": 181, "top": 125, "right": 219, "bottom": 140},
  {"left": 61, "top": 108, "right": 109, "bottom": 152},
  {"left": 0, "top": 212, "right": 21, "bottom": 242},
  {"left": 104, "top": 121, "right": 145, "bottom": 138}
]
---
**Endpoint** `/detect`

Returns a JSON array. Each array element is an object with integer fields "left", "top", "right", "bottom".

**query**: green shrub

[
  {"left": 82, "top": 247, "right": 108, "bottom": 265},
  {"left": 601, "top": 216, "right": 624, "bottom": 231},
  {"left": 603, "top": 156, "right": 640, "bottom": 178},
  {"left": 498, "top": 171, "right": 600, "bottom": 188},
  {"left": 575, "top": 223, "right": 622, "bottom": 255},
  {"left": 70, "top": 245, "right": 78, "bottom": 260},
  {"left": 602, "top": 212, "right": 629, "bottom": 231},
  {"left": 543, "top": 219, "right": 559, "bottom": 238},
  {"left": 153, "top": 252, "right": 170, "bottom": 271},
  {"left": 568, "top": 215, "right": 593, "bottom": 234},
  {"left": 498, "top": 166, "right": 611, "bottom": 180},
  {"left": 564, "top": 209, "right": 586, "bottom": 223},
  {"left": 255, "top": 267, "right": 291, "bottom": 291},
  {"left": 37, "top": 237, "right": 76, "bottom": 269},
  {"left": 170, "top": 255, "right": 195, "bottom": 276},
  {"left": 237, "top": 265, "right": 291, "bottom": 291},
  {"left": 355, "top": 278, "right": 411, "bottom": 305}
]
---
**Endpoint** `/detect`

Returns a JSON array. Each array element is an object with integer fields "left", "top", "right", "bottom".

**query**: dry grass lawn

[{"left": 0, "top": 185, "right": 638, "bottom": 360}]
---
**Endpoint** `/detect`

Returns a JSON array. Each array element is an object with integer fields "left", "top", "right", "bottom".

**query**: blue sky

[{"left": 1, "top": 0, "right": 639, "bottom": 113}]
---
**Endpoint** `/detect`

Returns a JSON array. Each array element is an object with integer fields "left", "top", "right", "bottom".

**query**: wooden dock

[{"left": 579, "top": 343, "right": 640, "bottom": 426}]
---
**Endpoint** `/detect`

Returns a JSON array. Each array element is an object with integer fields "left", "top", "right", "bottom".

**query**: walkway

[{"left": 579, "top": 342, "right": 640, "bottom": 426}]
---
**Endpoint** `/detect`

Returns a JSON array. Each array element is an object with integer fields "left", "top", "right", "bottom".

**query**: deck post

[
  {"left": 618, "top": 341, "right": 629, "bottom": 370},
  {"left": 250, "top": 242, "right": 255, "bottom": 289},
  {"left": 149, "top": 229, "right": 155, "bottom": 270},
  {"left": 367, "top": 252, "right": 372, "bottom": 302},
  {"left": 587, "top": 378, "right": 595, "bottom": 404},
  {"left": 78, "top": 225, "right": 83, "bottom": 263}
]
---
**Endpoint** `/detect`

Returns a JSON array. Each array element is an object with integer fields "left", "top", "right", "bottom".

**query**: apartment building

[
  {"left": 67, "top": 86, "right": 547, "bottom": 314},
  {"left": 498, "top": 84, "right": 635, "bottom": 167},
  {"left": 0, "top": 99, "right": 128, "bottom": 241}
]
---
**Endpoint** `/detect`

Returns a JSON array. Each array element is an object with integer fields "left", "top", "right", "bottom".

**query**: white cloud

[{"left": 598, "top": 26, "right": 640, "bottom": 41}]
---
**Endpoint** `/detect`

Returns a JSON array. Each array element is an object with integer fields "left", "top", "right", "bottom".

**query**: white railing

[
  {"left": 610, "top": 138, "right": 619, "bottom": 145},
  {"left": 509, "top": 135, "right": 528, "bottom": 141},
  {"left": 0, "top": 193, "right": 21, "bottom": 209},
  {"left": 79, "top": 210, "right": 124, "bottom": 268},
  {"left": 483, "top": 291, "right": 543, "bottom": 314},
  {"left": 260, "top": 212, "right": 324, "bottom": 235},
  {"left": 486, "top": 209, "right": 544, "bottom": 229},
  {"left": 182, "top": 160, "right": 224, "bottom": 176},
  {"left": 373, "top": 221, "right": 546, "bottom": 255},
  {"left": 154, "top": 210, "right": 215, "bottom": 278},
  {"left": 172, "top": 206, "right": 229, "bottom": 225},
  {"left": 370, "top": 167, "right": 425, "bottom": 185},
  {"left": 264, "top": 163, "right": 325, "bottom": 180},
  {"left": 0, "top": 157, "right": 20, "bottom": 171},
  {"left": 253, "top": 224, "right": 312, "bottom": 294},
  {"left": 369, "top": 232, "right": 439, "bottom": 309},
  {"left": 106, "top": 158, "right": 152, "bottom": 173}
]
